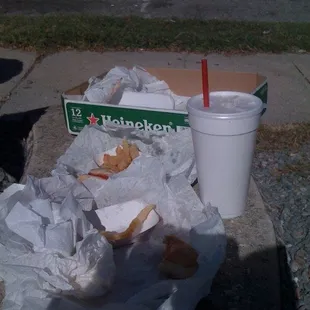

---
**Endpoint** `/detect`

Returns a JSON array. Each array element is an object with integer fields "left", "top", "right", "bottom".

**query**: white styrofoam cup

[{"left": 187, "top": 91, "right": 263, "bottom": 219}]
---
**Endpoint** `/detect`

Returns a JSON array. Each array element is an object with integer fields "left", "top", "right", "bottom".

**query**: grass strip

[
  {"left": 257, "top": 123, "right": 310, "bottom": 152},
  {"left": 0, "top": 15, "right": 310, "bottom": 52},
  {"left": 257, "top": 123, "right": 310, "bottom": 176}
]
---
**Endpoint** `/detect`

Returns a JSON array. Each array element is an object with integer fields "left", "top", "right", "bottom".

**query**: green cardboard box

[{"left": 62, "top": 68, "right": 268, "bottom": 135}]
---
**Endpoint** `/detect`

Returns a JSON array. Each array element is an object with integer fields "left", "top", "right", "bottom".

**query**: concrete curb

[
  {"left": 194, "top": 179, "right": 281, "bottom": 309},
  {"left": 22, "top": 105, "right": 281, "bottom": 309},
  {"left": 21, "top": 105, "right": 74, "bottom": 181},
  {"left": 21, "top": 122, "right": 35, "bottom": 184}
]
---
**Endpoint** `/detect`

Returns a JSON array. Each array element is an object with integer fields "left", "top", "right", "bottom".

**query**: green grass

[{"left": 0, "top": 15, "right": 310, "bottom": 53}]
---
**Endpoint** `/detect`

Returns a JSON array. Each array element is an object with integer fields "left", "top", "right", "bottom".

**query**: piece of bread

[
  {"left": 100, "top": 204, "right": 156, "bottom": 243},
  {"left": 88, "top": 168, "right": 110, "bottom": 179},
  {"left": 78, "top": 140, "right": 140, "bottom": 183},
  {"left": 159, "top": 235, "right": 198, "bottom": 279},
  {"left": 158, "top": 260, "right": 198, "bottom": 279}
]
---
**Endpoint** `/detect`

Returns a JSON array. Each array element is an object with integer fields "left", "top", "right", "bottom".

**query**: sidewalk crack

[
  {"left": 292, "top": 62, "right": 310, "bottom": 86},
  {"left": 0, "top": 53, "right": 46, "bottom": 108}
]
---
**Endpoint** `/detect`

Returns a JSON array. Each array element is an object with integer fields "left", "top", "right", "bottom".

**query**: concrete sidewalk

[
  {"left": 2, "top": 48, "right": 307, "bottom": 309},
  {"left": 0, "top": 48, "right": 310, "bottom": 123}
]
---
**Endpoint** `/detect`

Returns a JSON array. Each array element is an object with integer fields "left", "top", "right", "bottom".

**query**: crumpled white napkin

[
  {"left": 0, "top": 178, "right": 116, "bottom": 307},
  {"left": 82, "top": 66, "right": 189, "bottom": 109}
]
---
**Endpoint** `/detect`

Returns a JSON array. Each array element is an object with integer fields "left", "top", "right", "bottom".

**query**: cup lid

[{"left": 187, "top": 91, "right": 263, "bottom": 120}]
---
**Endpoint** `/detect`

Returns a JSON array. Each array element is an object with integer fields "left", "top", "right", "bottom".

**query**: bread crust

[{"left": 159, "top": 235, "right": 199, "bottom": 279}]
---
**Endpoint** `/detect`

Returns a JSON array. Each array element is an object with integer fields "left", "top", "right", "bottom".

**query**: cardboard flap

[
  {"left": 146, "top": 68, "right": 266, "bottom": 97},
  {"left": 63, "top": 68, "right": 267, "bottom": 98},
  {"left": 65, "top": 73, "right": 107, "bottom": 96}
]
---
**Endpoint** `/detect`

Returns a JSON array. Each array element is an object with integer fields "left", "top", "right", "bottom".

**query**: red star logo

[{"left": 87, "top": 113, "right": 99, "bottom": 125}]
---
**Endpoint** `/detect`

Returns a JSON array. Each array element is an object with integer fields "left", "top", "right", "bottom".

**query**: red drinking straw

[{"left": 201, "top": 59, "right": 210, "bottom": 108}]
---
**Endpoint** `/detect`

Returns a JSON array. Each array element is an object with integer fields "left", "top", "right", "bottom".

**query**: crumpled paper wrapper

[
  {"left": 0, "top": 176, "right": 115, "bottom": 304},
  {"left": 0, "top": 124, "right": 226, "bottom": 310},
  {"left": 81, "top": 66, "right": 189, "bottom": 109},
  {"left": 53, "top": 124, "right": 197, "bottom": 186}
]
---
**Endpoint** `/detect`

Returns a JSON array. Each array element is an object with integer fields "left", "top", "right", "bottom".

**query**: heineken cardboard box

[{"left": 62, "top": 68, "right": 268, "bottom": 135}]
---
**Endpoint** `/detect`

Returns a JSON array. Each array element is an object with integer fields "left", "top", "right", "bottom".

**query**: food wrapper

[
  {"left": 0, "top": 124, "right": 226, "bottom": 310},
  {"left": 82, "top": 66, "right": 189, "bottom": 109},
  {"left": 53, "top": 124, "right": 197, "bottom": 185},
  {"left": 95, "top": 200, "right": 160, "bottom": 247},
  {"left": 0, "top": 176, "right": 115, "bottom": 305}
]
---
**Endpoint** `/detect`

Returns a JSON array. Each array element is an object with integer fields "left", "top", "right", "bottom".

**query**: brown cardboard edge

[
  {"left": 64, "top": 72, "right": 107, "bottom": 96},
  {"left": 256, "top": 74, "right": 267, "bottom": 85},
  {"left": 62, "top": 68, "right": 268, "bottom": 97}
]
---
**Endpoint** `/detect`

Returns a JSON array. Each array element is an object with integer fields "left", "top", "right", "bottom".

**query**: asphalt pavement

[{"left": 1, "top": 0, "right": 310, "bottom": 22}]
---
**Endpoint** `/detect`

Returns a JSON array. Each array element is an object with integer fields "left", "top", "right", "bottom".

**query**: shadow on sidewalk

[
  {"left": 0, "top": 108, "right": 46, "bottom": 190},
  {"left": 198, "top": 239, "right": 297, "bottom": 310},
  {"left": 0, "top": 58, "right": 23, "bottom": 84},
  {"left": 43, "top": 236, "right": 296, "bottom": 310}
]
